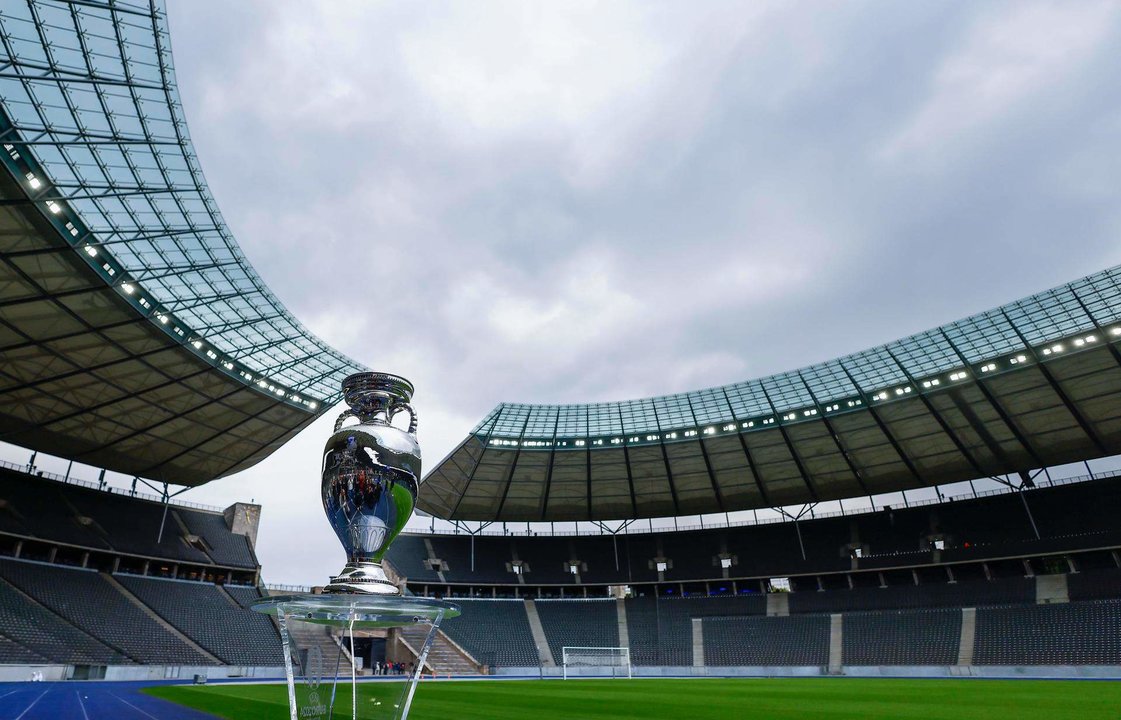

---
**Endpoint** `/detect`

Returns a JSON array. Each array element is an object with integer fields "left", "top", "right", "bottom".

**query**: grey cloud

[{"left": 158, "top": 0, "right": 1121, "bottom": 583}]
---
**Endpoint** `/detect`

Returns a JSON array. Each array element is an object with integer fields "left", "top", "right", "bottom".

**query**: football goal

[{"left": 562, "top": 646, "right": 632, "bottom": 679}]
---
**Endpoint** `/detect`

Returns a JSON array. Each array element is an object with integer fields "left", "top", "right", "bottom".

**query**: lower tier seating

[
  {"left": 974, "top": 600, "right": 1121, "bottom": 665},
  {"left": 440, "top": 599, "right": 540, "bottom": 668},
  {"left": 117, "top": 576, "right": 282, "bottom": 666},
  {"left": 704, "top": 615, "right": 830, "bottom": 666},
  {"left": 842, "top": 608, "right": 961, "bottom": 665},
  {"left": 535, "top": 599, "right": 619, "bottom": 663},
  {"left": 0, "top": 576, "right": 126, "bottom": 665},
  {"left": 0, "top": 559, "right": 213, "bottom": 665}
]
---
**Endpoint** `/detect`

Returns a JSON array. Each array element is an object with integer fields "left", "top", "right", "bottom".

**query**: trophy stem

[{"left": 325, "top": 560, "right": 399, "bottom": 595}]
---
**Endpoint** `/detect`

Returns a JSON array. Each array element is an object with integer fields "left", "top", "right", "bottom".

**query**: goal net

[{"left": 562, "top": 647, "right": 632, "bottom": 679}]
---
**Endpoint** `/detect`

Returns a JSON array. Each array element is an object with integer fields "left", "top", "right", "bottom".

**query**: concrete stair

[
  {"left": 283, "top": 618, "right": 350, "bottom": 672},
  {"left": 397, "top": 624, "right": 483, "bottom": 676}
]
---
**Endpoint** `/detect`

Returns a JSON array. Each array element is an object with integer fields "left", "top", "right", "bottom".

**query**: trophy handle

[
  {"left": 334, "top": 409, "right": 355, "bottom": 432},
  {"left": 393, "top": 403, "right": 418, "bottom": 436}
]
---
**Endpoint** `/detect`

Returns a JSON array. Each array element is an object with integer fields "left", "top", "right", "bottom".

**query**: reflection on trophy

[{"left": 321, "top": 372, "right": 420, "bottom": 595}]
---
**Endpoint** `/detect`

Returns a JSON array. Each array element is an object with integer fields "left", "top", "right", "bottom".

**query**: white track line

[
  {"left": 112, "top": 694, "right": 161, "bottom": 720},
  {"left": 12, "top": 690, "right": 47, "bottom": 720},
  {"left": 74, "top": 691, "right": 90, "bottom": 720}
]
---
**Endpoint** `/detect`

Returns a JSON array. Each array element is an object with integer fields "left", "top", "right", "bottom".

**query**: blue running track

[{"left": 0, "top": 681, "right": 215, "bottom": 720}]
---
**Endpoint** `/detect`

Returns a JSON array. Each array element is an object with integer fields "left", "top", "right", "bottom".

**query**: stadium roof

[
  {"left": 422, "top": 266, "right": 1121, "bottom": 522},
  {"left": 0, "top": 0, "right": 366, "bottom": 484}
]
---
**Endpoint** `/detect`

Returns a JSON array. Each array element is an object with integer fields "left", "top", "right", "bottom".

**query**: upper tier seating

[
  {"left": 179, "top": 511, "right": 257, "bottom": 568},
  {"left": 1068, "top": 568, "right": 1121, "bottom": 601},
  {"left": 0, "top": 469, "right": 256, "bottom": 568},
  {"left": 787, "top": 576, "right": 1034, "bottom": 614},
  {"left": 395, "top": 474, "right": 1121, "bottom": 586},
  {"left": 117, "top": 575, "right": 282, "bottom": 666}
]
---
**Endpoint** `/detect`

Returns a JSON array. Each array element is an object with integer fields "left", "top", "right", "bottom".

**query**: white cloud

[{"left": 880, "top": 1, "right": 1119, "bottom": 169}]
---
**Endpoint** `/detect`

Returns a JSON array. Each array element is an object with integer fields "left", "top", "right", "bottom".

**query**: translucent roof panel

[
  {"left": 470, "top": 264, "right": 1121, "bottom": 441},
  {"left": 0, "top": 0, "right": 365, "bottom": 405}
]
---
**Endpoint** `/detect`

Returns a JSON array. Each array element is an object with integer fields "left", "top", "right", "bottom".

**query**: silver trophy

[
  {"left": 321, "top": 372, "right": 420, "bottom": 595},
  {"left": 254, "top": 371, "right": 458, "bottom": 720}
]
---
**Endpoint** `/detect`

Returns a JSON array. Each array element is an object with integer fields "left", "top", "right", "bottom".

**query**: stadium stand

[
  {"left": 842, "top": 608, "right": 961, "bottom": 665},
  {"left": 786, "top": 577, "right": 1035, "bottom": 614},
  {"left": 390, "top": 474, "right": 1121, "bottom": 592},
  {"left": 0, "top": 578, "right": 125, "bottom": 665},
  {"left": 0, "top": 559, "right": 214, "bottom": 665},
  {"left": 1068, "top": 568, "right": 1121, "bottom": 601},
  {"left": 974, "top": 600, "right": 1121, "bottom": 665},
  {"left": 703, "top": 615, "right": 831, "bottom": 666},
  {"left": 0, "top": 468, "right": 278, "bottom": 671},
  {"left": 117, "top": 576, "right": 282, "bottom": 666},
  {"left": 439, "top": 600, "right": 540, "bottom": 669},
  {"left": 626, "top": 595, "right": 766, "bottom": 666},
  {"left": 0, "top": 470, "right": 259, "bottom": 577},
  {"left": 534, "top": 599, "right": 619, "bottom": 661}
]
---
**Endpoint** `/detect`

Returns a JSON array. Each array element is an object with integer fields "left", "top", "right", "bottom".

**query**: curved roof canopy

[
  {"left": 422, "top": 266, "right": 1121, "bottom": 521},
  {"left": 0, "top": 0, "right": 365, "bottom": 484}
]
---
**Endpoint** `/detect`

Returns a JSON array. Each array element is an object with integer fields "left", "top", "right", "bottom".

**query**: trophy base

[
  {"left": 252, "top": 595, "right": 460, "bottom": 720},
  {"left": 324, "top": 561, "right": 399, "bottom": 595}
]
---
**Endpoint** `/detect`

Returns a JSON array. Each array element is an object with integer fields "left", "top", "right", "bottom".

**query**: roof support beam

[
  {"left": 796, "top": 371, "right": 871, "bottom": 497},
  {"left": 649, "top": 402, "right": 681, "bottom": 518},
  {"left": 999, "top": 308, "right": 1107, "bottom": 455},
  {"left": 719, "top": 388, "right": 771, "bottom": 506},
  {"left": 938, "top": 329, "right": 1045, "bottom": 469},
  {"left": 494, "top": 412, "right": 532, "bottom": 520},
  {"left": 537, "top": 410, "right": 562, "bottom": 521},
  {"left": 837, "top": 359, "right": 926, "bottom": 486},
  {"left": 883, "top": 347, "right": 988, "bottom": 478},
  {"left": 685, "top": 396, "right": 726, "bottom": 513},
  {"left": 759, "top": 384, "right": 818, "bottom": 501}
]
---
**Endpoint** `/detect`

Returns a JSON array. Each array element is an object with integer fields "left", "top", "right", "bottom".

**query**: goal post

[{"left": 561, "top": 646, "right": 632, "bottom": 679}]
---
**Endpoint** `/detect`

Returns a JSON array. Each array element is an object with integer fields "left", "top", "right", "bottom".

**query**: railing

[
  {"left": 264, "top": 583, "right": 312, "bottom": 593},
  {"left": 0, "top": 458, "right": 224, "bottom": 513},
  {"left": 405, "top": 469, "right": 1113, "bottom": 538}
]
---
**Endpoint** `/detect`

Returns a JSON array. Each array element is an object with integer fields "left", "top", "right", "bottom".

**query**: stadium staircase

[
  {"left": 281, "top": 619, "right": 352, "bottom": 671},
  {"left": 396, "top": 624, "right": 483, "bottom": 675},
  {"left": 102, "top": 573, "right": 221, "bottom": 664}
]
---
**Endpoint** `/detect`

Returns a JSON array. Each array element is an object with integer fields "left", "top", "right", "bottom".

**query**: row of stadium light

[
  {"left": 5, "top": 146, "right": 319, "bottom": 413},
  {"left": 487, "top": 327, "right": 1118, "bottom": 449}
]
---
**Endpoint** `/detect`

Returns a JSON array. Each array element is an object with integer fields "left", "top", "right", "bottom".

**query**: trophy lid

[{"left": 342, "top": 372, "right": 414, "bottom": 414}]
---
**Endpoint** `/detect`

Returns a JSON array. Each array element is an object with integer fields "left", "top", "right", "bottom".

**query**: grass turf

[{"left": 145, "top": 677, "right": 1121, "bottom": 719}]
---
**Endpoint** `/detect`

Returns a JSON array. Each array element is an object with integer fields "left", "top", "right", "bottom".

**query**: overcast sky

[{"left": 11, "top": 1, "right": 1121, "bottom": 585}]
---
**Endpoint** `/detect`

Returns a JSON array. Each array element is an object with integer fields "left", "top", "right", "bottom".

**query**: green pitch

[{"left": 146, "top": 677, "right": 1121, "bottom": 719}]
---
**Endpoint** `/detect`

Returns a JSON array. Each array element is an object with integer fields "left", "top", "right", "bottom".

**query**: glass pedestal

[{"left": 253, "top": 594, "right": 460, "bottom": 720}]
